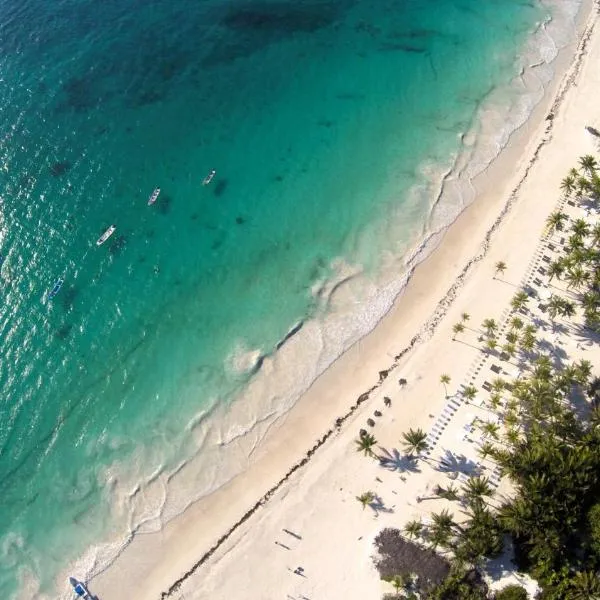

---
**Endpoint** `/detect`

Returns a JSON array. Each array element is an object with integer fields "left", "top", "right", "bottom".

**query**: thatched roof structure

[{"left": 373, "top": 528, "right": 450, "bottom": 591}]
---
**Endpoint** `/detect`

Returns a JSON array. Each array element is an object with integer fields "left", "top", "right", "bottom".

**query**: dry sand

[{"left": 92, "top": 3, "right": 600, "bottom": 598}]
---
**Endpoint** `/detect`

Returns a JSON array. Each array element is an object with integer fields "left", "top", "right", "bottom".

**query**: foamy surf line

[
  {"left": 157, "top": 5, "right": 596, "bottom": 596},
  {"left": 64, "top": 0, "right": 593, "bottom": 596}
]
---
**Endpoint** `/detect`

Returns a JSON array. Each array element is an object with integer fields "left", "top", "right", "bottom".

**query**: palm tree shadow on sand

[
  {"left": 377, "top": 447, "right": 421, "bottom": 474},
  {"left": 436, "top": 450, "right": 480, "bottom": 478},
  {"left": 368, "top": 495, "right": 394, "bottom": 516}
]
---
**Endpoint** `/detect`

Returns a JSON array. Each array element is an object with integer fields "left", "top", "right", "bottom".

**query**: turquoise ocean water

[{"left": 0, "top": 0, "right": 576, "bottom": 596}]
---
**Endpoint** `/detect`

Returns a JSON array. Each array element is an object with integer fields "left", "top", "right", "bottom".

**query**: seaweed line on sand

[{"left": 160, "top": 7, "right": 598, "bottom": 598}]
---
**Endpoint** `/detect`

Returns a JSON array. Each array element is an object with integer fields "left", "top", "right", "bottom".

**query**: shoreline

[
  {"left": 163, "top": 5, "right": 598, "bottom": 595},
  {"left": 90, "top": 1, "right": 599, "bottom": 598}
]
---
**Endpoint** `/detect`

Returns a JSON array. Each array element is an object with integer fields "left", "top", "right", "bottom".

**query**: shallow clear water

[{"left": 0, "top": 0, "right": 561, "bottom": 595}]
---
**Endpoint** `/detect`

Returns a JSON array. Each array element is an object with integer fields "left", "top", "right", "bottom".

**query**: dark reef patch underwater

[{"left": 0, "top": 0, "right": 554, "bottom": 596}]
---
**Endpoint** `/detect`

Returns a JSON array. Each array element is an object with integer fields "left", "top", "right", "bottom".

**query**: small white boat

[
  {"left": 202, "top": 169, "right": 216, "bottom": 186},
  {"left": 96, "top": 225, "right": 116, "bottom": 246},
  {"left": 147, "top": 187, "right": 161, "bottom": 205}
]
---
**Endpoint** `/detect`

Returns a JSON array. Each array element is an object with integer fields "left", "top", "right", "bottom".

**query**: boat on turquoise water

[
  {"left": 202, "top": 169, "right": 216, "bottom": 186},
  {"left": 96, "top": 225, "right": 116, "bottom": 246},
  {"left": 48, "top": 278, "right": 63, "bottom": 299},
  {"left": 147, "top": 187, "right": 161, "bottom": 205},
  {"left": 69, "top": 577, "right": 94, "bottom": 599}
]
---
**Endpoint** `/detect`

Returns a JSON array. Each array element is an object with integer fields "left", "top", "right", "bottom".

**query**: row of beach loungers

[{"left": 420, "top": 209, "right": 585, "bottom": 485}]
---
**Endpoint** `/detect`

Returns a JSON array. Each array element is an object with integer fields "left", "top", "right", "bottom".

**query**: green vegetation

[
  {"left": 440, "top": 374, "right": 451, "bottom": 398},
  {"left": 494, "top": 585, "right": 528, "bottom": 600},
  {"left": 373, "top": 155, "right": 600, "bottom": 599},
  {"left": 401, "top": 428, "right": 428, "bottom": 457},
  {"left": 356, "top": 431, "right": 378, "bottom": 458},
  {"left": 452, "top": 321, "right": 465, "bottom": 341},
  {"left": 494, "top": 261, "right": 507, "bottom": 279},
  {"left": 356, "top": 490, "right": 375, "bottom": 509}
]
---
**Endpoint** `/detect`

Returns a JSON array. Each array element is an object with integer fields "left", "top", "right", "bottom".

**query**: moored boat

[
  {"left": 69, "top": 577, "right": 93, "bottom": 599},
  {"left": 147, "top": 187, "right": 161, "bottom": 205},
  {"left": 48, "top": 278, "right": 64, "bottom": 299},
  {"left": 96, "top": 225, "right": 116, "bottom": 246},
  {"left": 202, "top": 169, "right": 216, "bottom": 186}
]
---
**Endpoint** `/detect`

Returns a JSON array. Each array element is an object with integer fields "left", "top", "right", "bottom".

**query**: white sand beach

[{"left": 93, "top": 3, "right": 600, "bottom": 598}]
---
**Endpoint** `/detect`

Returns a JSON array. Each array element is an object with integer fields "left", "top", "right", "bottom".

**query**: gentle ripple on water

[{"left": 0, "top": 0, "right": 583, "bottom": 596}]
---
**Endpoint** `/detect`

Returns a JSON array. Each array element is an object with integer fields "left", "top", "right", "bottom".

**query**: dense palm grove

[{"left": 362, "top": 155, "right": 600, "bottom": 599}]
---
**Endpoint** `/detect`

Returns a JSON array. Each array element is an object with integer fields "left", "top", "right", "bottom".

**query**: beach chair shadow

[{"left": 378, "top": 447, "right": 420, "bottom": 474}]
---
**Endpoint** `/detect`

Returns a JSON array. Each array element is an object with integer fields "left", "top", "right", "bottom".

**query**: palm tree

[
  {"left": 546, "top": 210, "right": 568, "bottom": 232},
  {"left": 401, "top": 428, "right": 428, "bottom": 456},
  {"left": 461, "top": 312, "right": 470, "bottom": 323},
  {"left": 547, "top": 294, "right": 564, "bottom": 321},
  {"left": 355, "top": 432, "right": 378, "bottom": 457},
  {"left": 504, "top": 425, "right": 520, "bottom": 443},
  {"left": 428, "top": 525, "right": 452, "bottom": 550},
  {"left": 485, "top": 338, "right": 497, "bottom": 354},
  {"left": 494, "top": 261, "right": 507, "bottom": 279},
  {"left": 506, "top": 331, "right": 519, "bottom": 345},
  {"left": 482, "top": 318, "right": 497, "bottom": 337},
  {"left": 491, "top": 378, "right": 506, "bottom": 392},
  {"left": 568, "top": 233, "right": 585, "bottom": 252},
  {"left": 560, "top": 175, "right": 576, "bottom": 196},
  {"left": 462, "top": 476, "right": 494, "bottom": 504},
  {"left": 504, "top": 408, "right": 520, "bottom": 427},
  {"left": 498, "top": 499, "right": 530, "bottom": 536},
  {"left": 440, "top": 373, "right": 451, "bottom": 398},
  {"left": 437, "top": 483, "right": 460, "bottom": 501},
  {"left": 502, "top": 342, "right": 516, "bottom": 360},
  {"left": 575, "top": 359, "right": 593, "bottom": 384},
  {"left": 511, "top": 291, "right": 529, "bottom": 312},
  {"left": 592, "top": 222, "right": 600, "bottom": 246},
  {"left": 579, "top": 154, "right": 598, "bottom": 176},
  {"left": 463, "top": 385, "right": 478, "bottom": 404},
  {"left": 452, "top": 322, "right": 465, "bottom": 341},
  {"left": 488, "top": 392, "right": 502, "bottom": 411},
  {"left": 403, "top": 519, "right": 423, "bottom": 539},
  {"left": 548, "top": 260, "right": 565, "bottom": 283},
  {"left": 576, "top": 176, "right": 591, "bottom": 197},
  {"left": 571, "top": 570, "right": 600, "bottom": 600},
  {"left": 520, "top": 332, "right": 536, "bottom": 354},
  {"left": 559, "top": 299, "right": 576, "bottom": 319},
  {"left": 431, "top": 509, "right": 457, "bottom": 531},
  {"left": 591, "top": 172, "right": 600, "bottom": 200},
  {"left": 478, "top": 441, "right": 496, "bottom": 461},
  {"left": 386, "top": 574, "right": 412, "bottom": 595},
  {"left": 582, "top": 291, "right": 600, "bottom": 312},
  {"left": 356, "top": 491, "right": 375, "bottom": 510},
  {"left": 571, "top": 218, "right": 590, "bottom": 238},
  {"left": 567, "top": 266, "right": 589, "bottom": 290},
  {"left": 510, "top": 316, "right": 524, "bottom": 330},
  {"left": 481, "top": 421, "right": 500, "bottom": 440}
]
